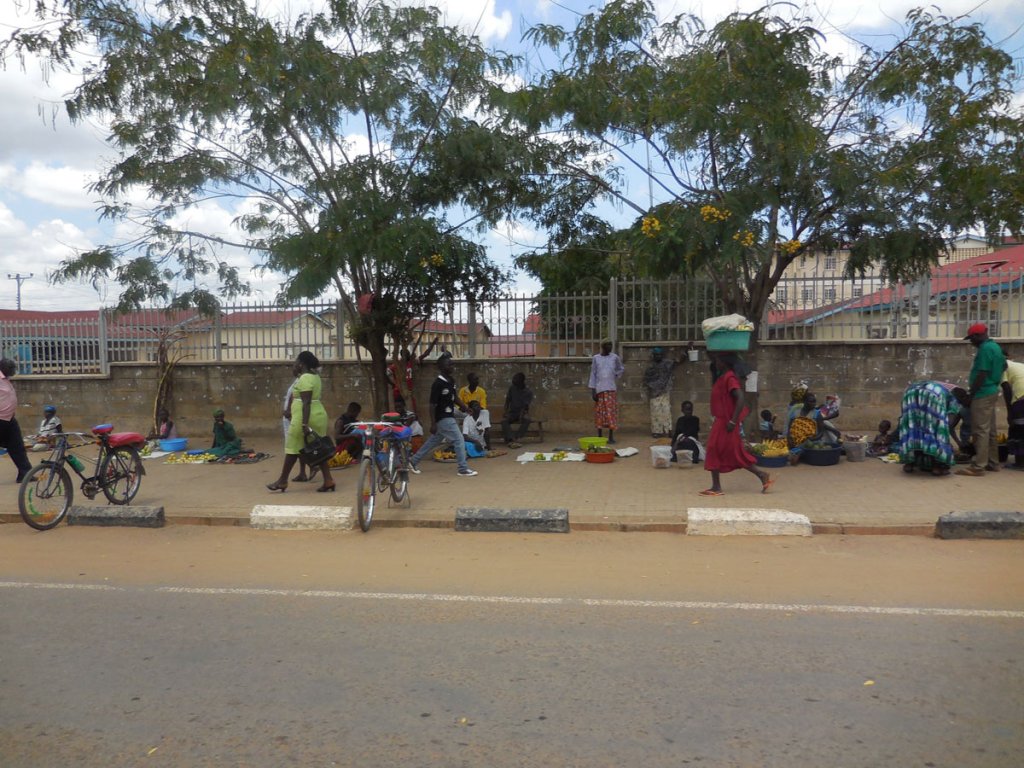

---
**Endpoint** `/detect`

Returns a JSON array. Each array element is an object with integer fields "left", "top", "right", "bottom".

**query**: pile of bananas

[
  {"left": 166, "top": 452, "right": 217, "bottom": 464},
  {"left": 788, "top": 417, "right": 817, "bottom": 445},
  {"left": 327, "top": 450, "right": 354, "bottom": 468},
  {"left": 433, "top": 449, "right": 456, "bottom": 461},
  {"left": 751, "top": 439, "right": 789, "bottom": 457}
]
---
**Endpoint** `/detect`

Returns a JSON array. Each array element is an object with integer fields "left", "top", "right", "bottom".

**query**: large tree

[
  {"left": 5, "top": 0, "right": 584, "bottom": 412},
  {"left": 510, "top": 0, "right": 1024, "bottom": 335}
]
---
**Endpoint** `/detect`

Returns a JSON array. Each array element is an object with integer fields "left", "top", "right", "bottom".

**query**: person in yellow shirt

[
  {"left": 1002, "top": 357, "right": 1024, "bottom": 468},
  {"left": 458, "top": 372, "right": 487, "bottom": 410}
]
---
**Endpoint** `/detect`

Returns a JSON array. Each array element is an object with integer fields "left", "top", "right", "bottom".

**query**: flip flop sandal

[
  {"left": 698, "top": 489, "right": 724, "bottom": 496},
  {"left": 761, "top": 476, "right": 775, "bottom": 494}
]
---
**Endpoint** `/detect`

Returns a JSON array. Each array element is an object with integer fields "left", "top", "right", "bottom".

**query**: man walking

[
  {"left": 409, "top": 353, "right": 477, "bottom": 477},
  {"left": 956, "top": 323, "right": 1006, "bottom": 476}
]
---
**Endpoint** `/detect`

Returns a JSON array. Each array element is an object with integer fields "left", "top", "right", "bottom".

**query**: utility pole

[{"left": 7, "top": 273, "right": 32, "bottom": 310}]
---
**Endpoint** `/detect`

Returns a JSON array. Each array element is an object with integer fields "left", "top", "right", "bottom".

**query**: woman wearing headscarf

[
  {"left": 700, "top": 353, "right": 773, "bottom": 496},
  {"left": 209, "top": 409, "right": 242, "bottom": 457},
  {"left": 267, "top": 350, "right": 335, "bottom": 492}
]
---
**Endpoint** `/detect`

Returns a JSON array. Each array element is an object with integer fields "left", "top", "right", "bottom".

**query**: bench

[{"left": 503, "top": 418, "right": 544, "bottom": 444}]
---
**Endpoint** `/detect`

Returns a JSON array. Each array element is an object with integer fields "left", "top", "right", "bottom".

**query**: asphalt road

[{"left": 1, "top": 527, "right": 1022, "bottom": 767}]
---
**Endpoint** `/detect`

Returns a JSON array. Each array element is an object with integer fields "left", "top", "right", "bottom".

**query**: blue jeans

[{"left": 411, "top": 417, "right": 468, "bottom": 471}]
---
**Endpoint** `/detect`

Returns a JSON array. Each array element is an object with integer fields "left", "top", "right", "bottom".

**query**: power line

[{"left": 7, "top": 273, "right": 33, "bottom": 310}]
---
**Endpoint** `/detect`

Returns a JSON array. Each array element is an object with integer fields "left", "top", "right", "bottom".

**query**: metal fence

[{"left": 2, "top": 270, "right": 1022, "bottom": 375}]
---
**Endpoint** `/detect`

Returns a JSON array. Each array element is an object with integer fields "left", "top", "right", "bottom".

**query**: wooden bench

[{"left": 503, "top": 418, "right": 544, "bottom": 444}]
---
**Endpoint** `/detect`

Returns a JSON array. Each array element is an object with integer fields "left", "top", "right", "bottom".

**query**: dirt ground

[{"left": 3, "top": 429, "right": 1020, "bottom": 531}]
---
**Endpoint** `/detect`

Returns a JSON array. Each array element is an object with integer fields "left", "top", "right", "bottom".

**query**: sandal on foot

[
  {"left": 698, "top": 489, "right": 724, "bottom": 496},
  {"left": 761, "top": 475, "right": 774, "bottom": 494}
]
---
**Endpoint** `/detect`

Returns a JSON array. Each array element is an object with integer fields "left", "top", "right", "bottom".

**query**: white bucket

[
  {"left": 675, "top": 450, "right": 694, "bottom": 467},
  {"left": 744, "top": 370, "right": 758, "bottom": 392},
  {"left": 650, "top": 445, "right": 673, "bottom": 468},
  {"left": 687, "top": 349, "right": 700, "bottom": 362}
]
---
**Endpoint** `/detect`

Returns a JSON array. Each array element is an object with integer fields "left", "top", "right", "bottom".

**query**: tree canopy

[
  {"left": 509, "top": 0, "right": 1024, "bottom": 323},
  {"left": 5, "top": 0, "right": 591, "bottom": 410}
]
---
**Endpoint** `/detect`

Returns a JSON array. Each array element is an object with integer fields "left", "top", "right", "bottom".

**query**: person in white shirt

[
  {"left": 462, "top": 400, "right": 491, "bottom": 452},
  {"left": 30, "top": 404, "right": 63, "bottom": 451}
]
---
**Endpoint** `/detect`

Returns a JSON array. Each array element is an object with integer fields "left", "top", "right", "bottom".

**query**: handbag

[{"left": 300, "top": 430, "right": 336, "bottom": 466}]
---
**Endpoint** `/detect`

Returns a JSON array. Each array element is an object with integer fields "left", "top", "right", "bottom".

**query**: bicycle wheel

[
  {"left": 100, "top": 446, "right": 143, "bottom": 505},
  {"left": 389, "top": 443, "right": 409, "bottom": 502},
  {"left": 19, "top": 463, "right": 74, "bottom": 531},
  {"left": 356, "top": 456, "right": 376, "bottom": 532}
]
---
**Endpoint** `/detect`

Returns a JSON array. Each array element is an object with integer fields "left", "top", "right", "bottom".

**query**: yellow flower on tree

[
  {"left": 700, "top": 205, "right": 731, "bottom": 223},
  {"left": 641, "top": 215, "right": 662, "bottom": 238},
  {"left": 430, "top": 253, "right": 444, "bottom": 266},
  {"left": 780, "top": 239, "right": 801, "bottom": 255},
  {"left": 732, "top": 230, "right": 755, "bottom": 247}
]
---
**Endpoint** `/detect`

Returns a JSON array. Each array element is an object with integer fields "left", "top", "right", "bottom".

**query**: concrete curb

[{"left": 2, "top": 511, "right": 940, "bottom": 535}]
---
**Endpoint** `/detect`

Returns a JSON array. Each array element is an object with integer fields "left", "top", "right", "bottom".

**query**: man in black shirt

[
  {"left": 409, "top": 354, "right": 477, "bottom": 477},
  {"left": 501, "top": 372, "right": 534, "bottom": 448}
]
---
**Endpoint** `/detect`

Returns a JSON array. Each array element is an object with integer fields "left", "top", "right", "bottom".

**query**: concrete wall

[{"left": 9, "top": 341, "right": 1023, "bottom": 443}]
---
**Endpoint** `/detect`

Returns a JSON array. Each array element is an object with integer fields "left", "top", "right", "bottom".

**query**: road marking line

[{"left": 2, "top": 581, "right": 1021, "bottom": 619}]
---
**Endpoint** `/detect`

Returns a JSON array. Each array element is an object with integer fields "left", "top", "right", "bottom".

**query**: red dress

[{"left": 704, "top": 369, "right": 756, "bottom": 473}]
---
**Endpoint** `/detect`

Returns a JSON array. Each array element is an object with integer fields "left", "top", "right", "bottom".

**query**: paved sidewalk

[{"left": 2, "top": 431, "right": 1022, "bottom": 534}]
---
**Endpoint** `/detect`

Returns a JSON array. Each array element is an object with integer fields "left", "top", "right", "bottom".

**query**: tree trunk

[{"left": 362, "top": 328, "right": 391, "bottom": 418}]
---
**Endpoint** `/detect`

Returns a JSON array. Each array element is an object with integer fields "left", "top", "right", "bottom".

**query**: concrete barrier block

[
  {"left": 68, "top": 505, "right": 165, "bottom": 528},
  {"left": 455, "top": 507, "right": 569, "bottom": 533},
  {"left": 250, "top": 505, "right": 355, "bottom": 531},
  {"left": 687, "top": 507, "right": 812, "bottom": 537},
  {"left": 935, "top": 510, "right": 1024, "bottom": 539}
]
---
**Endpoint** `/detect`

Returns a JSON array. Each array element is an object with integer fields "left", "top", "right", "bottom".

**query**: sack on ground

[{"left": 300, "top": 431, "right": 336, "bottom": 466}]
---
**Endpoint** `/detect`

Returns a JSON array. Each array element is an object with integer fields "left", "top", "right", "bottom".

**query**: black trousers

[{"left": 0, "top": 417, "right": 32, "bottom": 479}]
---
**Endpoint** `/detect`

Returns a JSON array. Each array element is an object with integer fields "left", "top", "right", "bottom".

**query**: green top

[{"left": 969, "top": 339, "right": 1006, "bottom": 398}]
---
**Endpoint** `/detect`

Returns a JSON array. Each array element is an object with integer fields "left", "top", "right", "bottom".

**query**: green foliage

[
  {"left": 3, "top": 0, "right": 591, "bottom": 408},
  {"left": 514, "top": 0, "right": 1024, "bottom": 318}
]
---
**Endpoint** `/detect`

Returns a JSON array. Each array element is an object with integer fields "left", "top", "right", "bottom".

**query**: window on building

[
  {"left": 775, "top": 288, "right": 788, "bottom": 306},
  {"left": 800, "top": 287, "right": 815, "bottom": 303},
  {"left": 824, "top": 287, "right": 837, "bottom": 302},
  {"left": 852, "top": 287, "right": 864, "bottom": 298},
  {"left": 824, "top": 255, "right": 837, "bottom": 271}
]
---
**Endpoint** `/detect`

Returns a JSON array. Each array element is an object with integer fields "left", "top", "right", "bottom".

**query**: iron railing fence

[
  {"left": 3, "top": 271, "right": 1022, "bottom": 375},
  {"left": 766, "top": 271, "right": 1024, "bottom": 341}
]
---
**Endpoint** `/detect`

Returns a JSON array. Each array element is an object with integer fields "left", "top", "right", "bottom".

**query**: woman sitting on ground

[
  {"left": 787, "top": 391, "right": 841, "bottom": 464},
  {"left": 209, "top": 408, "right": 242, "bottom": 457}
]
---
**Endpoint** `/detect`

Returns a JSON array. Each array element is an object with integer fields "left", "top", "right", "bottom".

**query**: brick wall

[{"left": 10, "top": 341, "right": 1022, "bottom": 441}]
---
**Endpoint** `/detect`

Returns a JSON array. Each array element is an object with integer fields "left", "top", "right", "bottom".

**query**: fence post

[
  {"left": 336, "top": 300, "right": 345, "bottom": 360},
  {"left": 98, "top": 309, "right": 109, "bottom": 376},
  {"left": 214, "top": 311, "right": 222, "bottom": 361},
  {"left": 608, "top": 278, "right": 618, "bottom": 346},
  {"left": 468, "top": 300, "right": 478, "bottom": 358},
  {"left": 917, "top": 276, "right": 930, "bottom": 339}
]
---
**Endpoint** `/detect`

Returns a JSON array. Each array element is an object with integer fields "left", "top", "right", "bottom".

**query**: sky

[{"left": 0, "top": 0, "right": 1021, "bottom": 311}]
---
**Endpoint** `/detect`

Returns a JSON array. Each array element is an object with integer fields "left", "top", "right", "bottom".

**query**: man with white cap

[{"left": 956, "top": 323, "right": 1006, "bottom": 476}]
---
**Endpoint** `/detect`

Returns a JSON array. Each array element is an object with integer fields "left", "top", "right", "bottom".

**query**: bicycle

[
  {"left": 19, "top": 424, "right": 147, "bottom": 531},
  {"left": 350, "top": 414, "right": 414, "bottom": 532}
]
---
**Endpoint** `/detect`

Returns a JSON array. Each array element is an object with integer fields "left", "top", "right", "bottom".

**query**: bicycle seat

[
  {"left": 109, "top": 432, "right": 146, "bottom": 448},
  {"left": 92, "top": 424, "right": 114, "bottom": 435}
]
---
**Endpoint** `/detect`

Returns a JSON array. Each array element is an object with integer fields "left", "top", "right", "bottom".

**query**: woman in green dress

[
  {"left": 267, "top": 351, "right": 335, "bottom": 492},
  {"left": 209, "top": 409, "right": 242, "bottom": 457}
]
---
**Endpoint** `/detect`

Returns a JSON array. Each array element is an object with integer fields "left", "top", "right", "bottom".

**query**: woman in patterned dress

[{"left": 897, "top": 381, "right": 968, "bottom": 476}]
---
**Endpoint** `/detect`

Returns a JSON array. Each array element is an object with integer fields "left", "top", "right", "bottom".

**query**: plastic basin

[
  {"left": 584, "top": 451, "right": 614, "bottom": 463},
  {"left": 705, "top": 330, "right": 752, "bottom": 351},
  {"left": 578, "top": 436, "right": 609, "bottom": 451},
  {"left": 756, "top": 454, "right": 789, "bottom": 468},
  {"left": 159, "top": 438, "right": 188, "bottom": 452},
  {"left": 801, "top": 447, "right": 841, "bottom": 466}
]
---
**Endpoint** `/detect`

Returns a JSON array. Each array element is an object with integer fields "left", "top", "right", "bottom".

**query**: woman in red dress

[{"left": 701, "top": 353, "right": 774, "bottom": 496}]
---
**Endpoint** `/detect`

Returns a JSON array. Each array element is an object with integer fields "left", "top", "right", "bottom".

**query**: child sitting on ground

[
  {"left": 867, "top": 419, "right": 896, "bottom": 457},
  {"left": 759, "top": 409, "right": 778, "bottom": 440}
]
